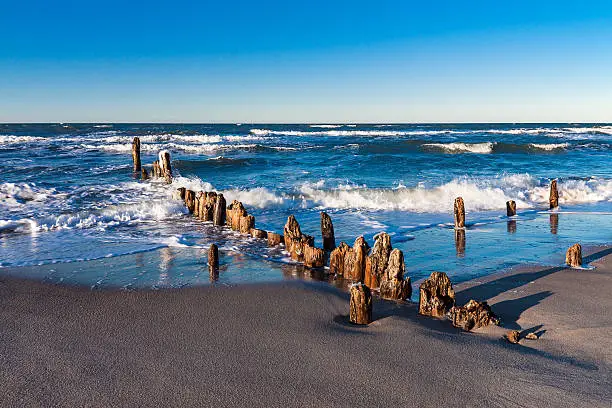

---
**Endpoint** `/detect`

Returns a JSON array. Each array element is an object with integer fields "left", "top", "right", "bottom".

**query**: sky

[{"left": 0, "top": 0, "right": 611, "bottom": 123}]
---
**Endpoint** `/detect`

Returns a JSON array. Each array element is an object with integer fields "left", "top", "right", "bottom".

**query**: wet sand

[{"left": 0, "top": 248, "right": 611, "bottom": 407}]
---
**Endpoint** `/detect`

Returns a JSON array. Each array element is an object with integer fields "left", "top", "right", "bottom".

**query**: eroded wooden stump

[
  {"left": 379, "top": 248, "right": 412, "bottom": 301},
  {"left": 565, "top": 243, "right": 582, "bottom": 267},
  {"left": 505, "top": 330, "right": 520, "bottom": 344},
  {"left": 141, "top": 167, "right": 149, "bottom": 180},
  {"left": 304, "top": 246, "right": 325, "bottom": 268},
  {"left": 239, "top": 215, "right": 255, "bottom": 234},
  {"left": 131, "top": 137, "right": 141, "bottom": 173},
  {"left": 449, "top": 300, "right": 499, "bottom": 331},
  {"left": 267, "top": 232, "right": 283, "bottom": 247},
  {"left": 320, "top": 212, "right": 336, "bottom": 252},
  {"left": 345, "top": 236, "right": 369, "bottom": 281},
  {"left": 213, "top": 193, "right": 227, "bottom": 226},
  {"left": 250, "top": 228, "right": 268, "bottom": 239},
  {"left": 419, "top": 271, "right": 455, "bottom": 317},
  {"left": 506, "top": 200, "right": 516, "bottom": 217},
  {"left": 454, "top": 197, "right": 465, "bottom": 229},
  {"left": 227, "top": 200, "right": 247, "bottom": 230},
  {"left": 208, "top": 243, "right": 219, "bottom": 268},
  {"left": 329, "top": 242, "right": 350, "bottom": 276},
  {"left": 349, "top": 283, "right": 372, "bottom": 325},
  {"left": 364, "top": 232, "right": 392, "bottom": 289},
  {"left": 283, "top": 215, "right": 314, "bottom": 261},
  {"left": 549, "top": 179, "right": 559, "bottom": 209},
  {"left": 185, "top": 190, "right": 196, "bottom": 214},
  {"left": 159, "top": 150, "right": 172, "bottom": 183},
  {"left": 203, "top": 192, "right": 217, "bottom": 221}
]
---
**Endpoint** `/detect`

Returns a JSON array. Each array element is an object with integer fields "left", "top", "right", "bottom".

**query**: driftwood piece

[
  {"left": 449, "top": 300, "right": 499, "bottom": 331},
  {"left": 213, "top": 194, "right": 226, "bottom": 226},
  {"left": 131, "top": 137, "right": 141, "bottom": 173},
  {"left": 505, "top": 330, "right": 520, "bottom": 344},
  {"left": 454, "top": 197, "right": 465, "bottom": 229},
  {"left": 565, "top": 243, "right": 582, "bottom": 267},
  {"left": 349, "top": 283, "right": 372, "bottom": 325},
  {"left": 506, "top": 200, "right": 516, "bottom": 217},
  {"left": 419, "top": 271, "right": 455, "bottom": 317},
  {"left": 379, "top": 249, "right": 412, "bottom": 301},
  {"left": 320, "top": 212, "right": 336, "bottom": 252},
  {"left": 549, "top": 179, "right": 559, "bottom": 209},
  {"left": 329, "top": 242, "right": 350, "bottom": 276},
  {"left": 304, "top": 246, "right": 325, "bottom": 268},
  {"left": 364, "top": 232, "right": 392, "bottom": 289}
]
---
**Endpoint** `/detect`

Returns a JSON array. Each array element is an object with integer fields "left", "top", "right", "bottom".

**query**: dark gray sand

[{"left": 1, "top": 249, "right": 611, "bottom": 407}]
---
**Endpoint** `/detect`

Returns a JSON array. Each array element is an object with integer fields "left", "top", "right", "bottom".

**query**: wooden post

[
  {"left": 330, "top": 242, "right": 350, "bottom": 276},
  {"left": 239, "top": 215, "right": 255, "bottom": 234},
  {"left": 549, "top": 179, "right": 559, "bottom": 209},
  {"left": 131, "top": 137, "right": 141, "bottom": 173},
  {"left": 349, "top": 283, "right": 372, "bottom": 325},
  {"left": 345, "top": 236, "right": 369, "bottom": 281},
  {"left": 208, "top": 244, "right": 219, "bottom": 268},
  {"left": 141, "top": 167, "right": 149, "bottom": 180},
  {"left": 506, "top": 200, "right": 516, "bottom": 217},
  {"left": 185, "top": 190, "right": 196, "bottom": 214},
  {"left": 565, "top": 243, "right": 582, "bottom": 267},
  {"left": 419, "top": 272, "right": 455, "bottom": 317},
  {"left": 250, "top": 228, "right": 268, "bottom": 239},
  {"left": 159, "top": 150, "right": 172, "bottom": 183},
  {"left": 304, "top": 245, "right": 325, "bottom": 268},
  {"left": 364, "top": 232, "right": 391, "bottom": 289},
  {"left": 454, "top": 197, "right": 465, "bottom": 229},
  {"left": 379, "top": 249, "right": 412, "bottom": 301},
  {"left": 320, "top": 212, "right": 336, "bottom": 252},
  {"left": 213, "top": 194, "right": 226, "bottom": 226},
  {"left": 267, "top": 232, "right": 283, "bottom": 247}
]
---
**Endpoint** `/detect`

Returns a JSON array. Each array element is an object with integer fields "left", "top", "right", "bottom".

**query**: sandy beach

[{"left": 0, "top": 247, "right": 610, "bottom": 407}]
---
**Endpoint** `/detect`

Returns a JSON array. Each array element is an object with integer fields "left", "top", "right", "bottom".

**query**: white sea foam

[
  {"left": 250, "top": 128, "right": 459, "bottom": 137},
  {"left": 0, "top": 135, "right": 47, "bottom": 145},
  {"left": 0, "top": 182, "right": 56, "bottom": 209},
  {"left": 421, "top": 142, "right": 495, "bottom": 154},
  {"left": 529, "top": 143, "right": 569, "bottom": 151}
]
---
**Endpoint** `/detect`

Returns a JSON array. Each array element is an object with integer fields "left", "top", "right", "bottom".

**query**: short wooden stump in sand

[
  {"left": 419, "top": 271, "right": 455, "bottom": 317},
  {"left": 566, "top": 243, "right": 582, "bottom": 267},
  {"left": 349, "top": 283, "right": 372, "bottom": 325}
]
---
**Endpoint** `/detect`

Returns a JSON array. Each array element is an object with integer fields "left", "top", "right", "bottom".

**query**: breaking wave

[{"left": 421, "top": 142, "right": 495, "bottom": 154}]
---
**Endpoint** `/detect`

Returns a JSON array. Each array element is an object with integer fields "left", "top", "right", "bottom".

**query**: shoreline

[{"left": 1, "top": 248, "right": 611, "bottom": 406}]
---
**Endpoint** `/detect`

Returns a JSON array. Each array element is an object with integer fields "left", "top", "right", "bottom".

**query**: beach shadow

[
  {"left": 491, "top": 291, "right": 553, "bottom": 330},
  {"left": 583, "top": 247, "right": 612, "bottom": 264},
  {"left": 456, "top": 266, "right": 564, "bottom": 304}
]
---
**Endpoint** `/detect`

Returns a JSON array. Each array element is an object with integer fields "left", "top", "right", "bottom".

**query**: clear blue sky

[{"left": 1, "top": 0, "right": 611, "bottom": 123}]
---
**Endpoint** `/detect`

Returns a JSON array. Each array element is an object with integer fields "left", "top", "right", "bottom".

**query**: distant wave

[
  {"left": 528, "top": 143, "right": 569, "bottom": 151},
  {"left": 309, "top": 124, "right": 343, "bottom": 128},
  {"left": 421, "top": 142, "right": 495, "bottom": 154},
  {"left": 79, "top": 142, "right": 299, "bottom": 154},
  {"left": 0, "top": 135, "right": 47, "bottom": 146}
]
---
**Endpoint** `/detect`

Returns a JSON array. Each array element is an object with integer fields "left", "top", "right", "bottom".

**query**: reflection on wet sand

[
  {"left": 280, "top": 263, "right": 354, "bottom": 291},
  {"left": 454, "top": 229, "right": 466, "bottom": 257},
  {"left": 507, "top": 220, "right": 517, "bottom": 234},
  {"left": 550, "top": 213, "right": 559, "bottom": 235},
  {"left": 158, "top": 247, "right": 175, "bottom": 285}
]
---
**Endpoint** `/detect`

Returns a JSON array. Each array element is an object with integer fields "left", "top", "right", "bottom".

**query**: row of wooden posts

[{"left": 130, "top": 138, "right": 584, "bottom": 327}]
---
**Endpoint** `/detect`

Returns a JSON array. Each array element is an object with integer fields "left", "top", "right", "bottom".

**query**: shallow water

[{"left": 1, "top": 123, "right": 611, "bottom": 288}]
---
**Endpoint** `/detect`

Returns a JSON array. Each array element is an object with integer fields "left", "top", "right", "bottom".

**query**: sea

[{"left": 1, "top": 123, "right": 611, "bottom": 290}]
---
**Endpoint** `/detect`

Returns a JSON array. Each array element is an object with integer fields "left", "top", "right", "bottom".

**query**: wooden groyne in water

[{"left": 130, "top": 145, "right": 585, "bottom": 330}]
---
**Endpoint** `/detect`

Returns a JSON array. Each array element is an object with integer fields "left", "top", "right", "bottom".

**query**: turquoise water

[{"left": 1, "top": 123, "right": 611, "bottom": 288}]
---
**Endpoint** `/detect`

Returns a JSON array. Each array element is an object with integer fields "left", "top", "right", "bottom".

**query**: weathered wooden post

[
  {"left": 329, "top": 242, "right": 349, "bottom": 276},
  {"left": 454, "top": 197, "right": 465, "bottom": 229},
  {"left": 565, "top": 243, "right": 582, "bottom": 267},
  {"left": 364, "top": 232, "right": 391, "bottom": 289},
  {"left": 419, "top": 272, "right": 455, "bottom": 317},
  {"left": 208, "top": 244, "right": 219, "bottom": 281},
  {"left": 320, "top": 212, "right": 336, "bottom": 252},
  {"left": 304, "top": 245, "right": 325, "bottom": 268},
  {"left": 132, "top": 137, "right": 141, "bottom": 173},
  {"left": 379, "top": 248, "right": 411, "bottom": 301},
  {"left": 208, "top": 244, "right": 219, "bottom": 269},
  {"left": 239, "top": 215, "right": 255, "bottom": 233},
  {"left": 159, "top": 150, "right": 172, "bottom": 183},
  {"left": 213, "top": 193, "right": 226, "bottom": 226},
  {"left": 185, "top": 190, "right": 196, "bottom": 214},
  {"left": 506, "top": 200, "right": 516, "bottom": 217},
  {"left": 345, "top": 236, "right": 369, "bottom": 281},
  {"left": 449, "top": 300, "right": 499, "bottom": 332},
  {"left": 141, "top": 167, "right": 149, "bottom": 180},
  {"left": 267, "top": 232, "right": 282, "bottom": 246},
  {"left": 349, "top": 283, "right": 372, "bottom": 325},
  {"left": 549, "top": 179, "right": 559, "bottom": 209}
]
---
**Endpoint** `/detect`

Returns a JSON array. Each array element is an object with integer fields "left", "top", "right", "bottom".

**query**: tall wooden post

[
  {"left": 159, "top": 150, "right": 172, "bottom": 183},
  {"left": 549, "top": 179, "right": 559, "bottom": 209},
  {"left": 320, "top": 212, "right": 336, "bottom": 252},
  {"left": 454, "top": 197, "right": 465, "bottom": 229},
  {"left": 506, "top": 200, "right": 516, "bottom": 217},
  {"left": 131, "top": 137, "right": 141, "bottom": 173},
  {"left": 213, "top": 194, "right": 227, "bottom": 226},
  {"left": 349, "top": 283, "right": 372, "bottom": 325}
]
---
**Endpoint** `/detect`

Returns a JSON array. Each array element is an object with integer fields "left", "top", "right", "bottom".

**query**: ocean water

[{"left": 1, "top": 123, "right": 611, "bottom": 289}]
